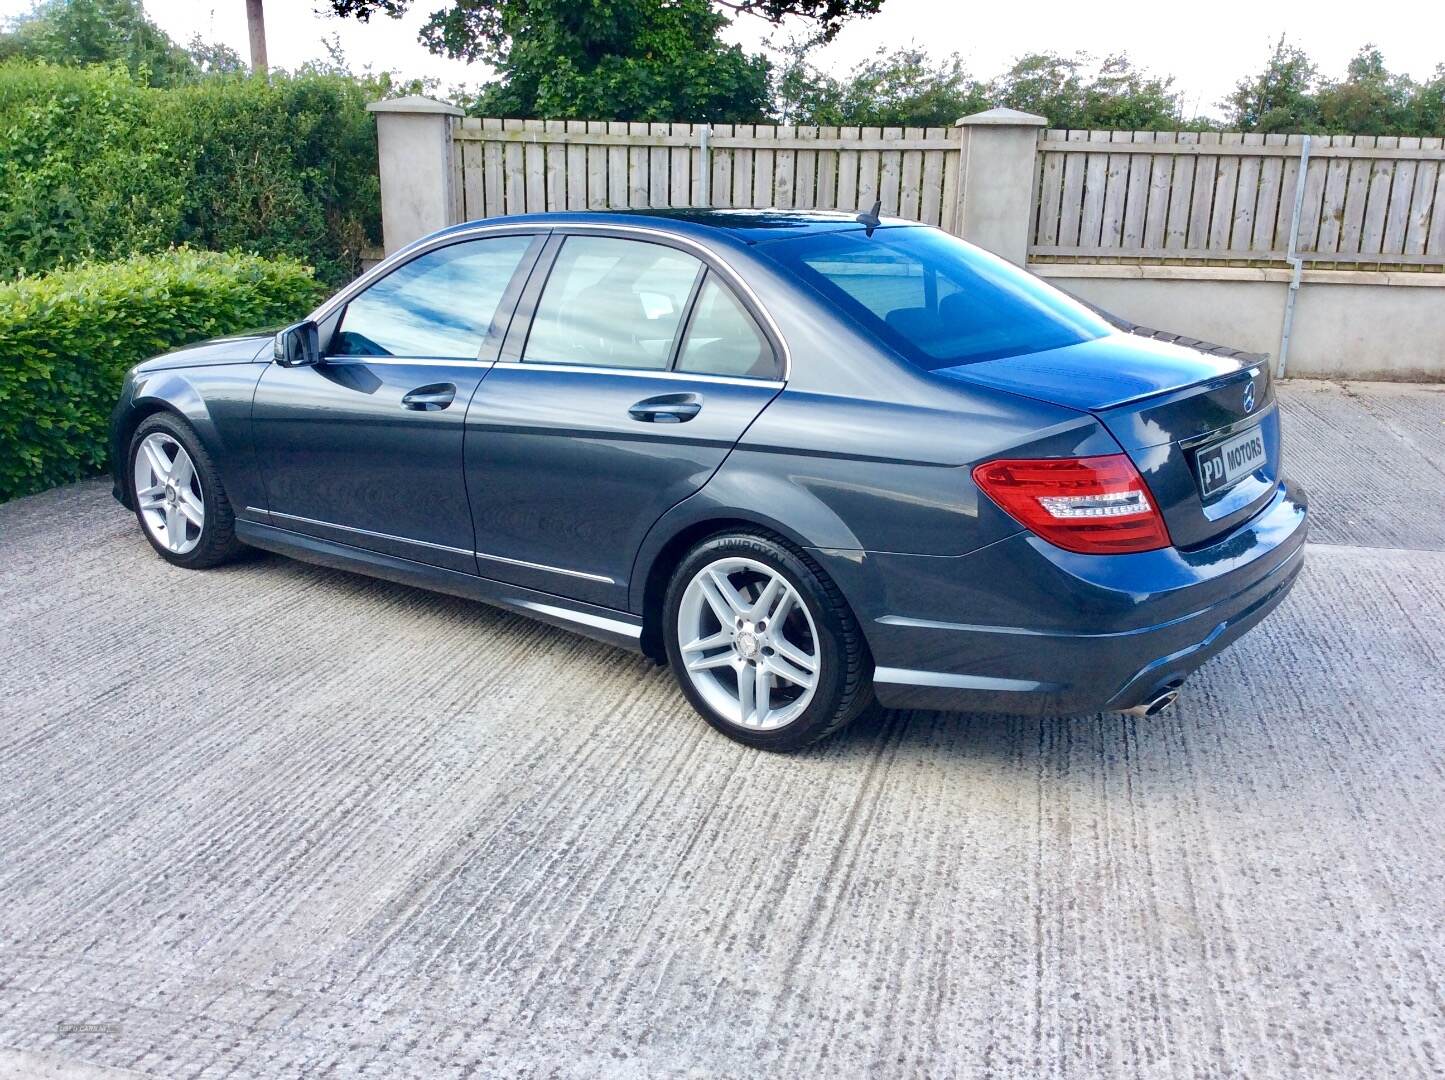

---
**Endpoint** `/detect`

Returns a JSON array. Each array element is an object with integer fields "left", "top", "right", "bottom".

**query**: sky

[{"left": 2, "top": 0, "right": 1443, "bottom": 119}]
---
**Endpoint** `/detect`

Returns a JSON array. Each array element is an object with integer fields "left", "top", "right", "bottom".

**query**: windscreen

[{"left": 762, "top": 227, "right": 1111, "bottom": 369}]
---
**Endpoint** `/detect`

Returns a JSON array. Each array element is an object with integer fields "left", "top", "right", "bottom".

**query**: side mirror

[{"left": 274, "top": 321, "right": 320, "bottom": 367}]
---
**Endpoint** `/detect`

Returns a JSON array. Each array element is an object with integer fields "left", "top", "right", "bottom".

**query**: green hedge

[
  {"left": 0, "top": 62, "right": 380, "bottom": 286},
  {"left": 0, "top": 249, "right": 324, "bottom": 502}
]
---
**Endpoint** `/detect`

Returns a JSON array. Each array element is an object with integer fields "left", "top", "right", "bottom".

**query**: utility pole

[{"left": 245, "top": 0, "right": 268, "bottom": 74}]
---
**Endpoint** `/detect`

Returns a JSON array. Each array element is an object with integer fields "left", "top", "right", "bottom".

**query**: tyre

[
  {"left": 128, "top": 413, "right": 244, "bottom": 569},
  {"left": 663, "top": 531, "right": 872, "bottom": 750}
]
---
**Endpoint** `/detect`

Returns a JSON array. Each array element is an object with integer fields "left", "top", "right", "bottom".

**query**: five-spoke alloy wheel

[
  {"left": 664, "top": 532, "right": 873, "bottom": 750},
  {"left": 677, "top": 556, "right": 821, "bottom": 731},
  {"left": 133, "top": 431, "right": 205, "bottom": 555},
  {"left": 128, "top": 414, "right": 243, "bottom": 569}
]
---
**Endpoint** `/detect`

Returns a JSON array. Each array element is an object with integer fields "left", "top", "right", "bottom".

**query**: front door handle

[
  {"left": 629, "top": 392, "right": 701, "bottom": 423},
  {"left": 402, "top": 383, "right": 456, "bottom": 411}
]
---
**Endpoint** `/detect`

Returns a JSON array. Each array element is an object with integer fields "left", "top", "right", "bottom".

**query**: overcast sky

[{"left": 3, "top": 0, "right": 1443, "bottom": 118}]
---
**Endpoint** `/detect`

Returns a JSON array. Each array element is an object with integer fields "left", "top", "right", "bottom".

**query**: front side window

[
  {"left": 761, "top": 227, "right": 1110, "bottom": 369},
  {"left": 523, "top": 236, "right": 701, "bottom": 370},
  {"left": 676, "top": 274, "right": 775, "bottom": 379},
  {"left": 331, "top": 235, "right": 534, "bottom": 359}
]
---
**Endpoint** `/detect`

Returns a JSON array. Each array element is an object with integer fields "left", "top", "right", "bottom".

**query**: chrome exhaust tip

[{"left": 1122, "top": 684, "right": 1181, "bottom": 719}]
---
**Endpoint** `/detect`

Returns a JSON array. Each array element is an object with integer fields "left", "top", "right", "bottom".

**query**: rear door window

[
  {"left": 523, "top": 236, "right": 701, "bottom": 370},
  {"left": 675, "top": 274, "right": 776, "bottom": 379}
]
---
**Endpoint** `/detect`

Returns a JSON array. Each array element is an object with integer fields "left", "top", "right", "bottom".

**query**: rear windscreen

[{"left": 762, "top": 227, "right": 1110, "bottom": 369}]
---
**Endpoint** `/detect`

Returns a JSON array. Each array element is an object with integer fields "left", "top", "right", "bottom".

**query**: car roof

[{"left": 432, "top": 208, "right": 918, "bottom": 245}]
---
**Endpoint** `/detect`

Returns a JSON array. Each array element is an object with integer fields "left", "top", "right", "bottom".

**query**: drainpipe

[{"left": 1276, "top": 134, "right": 1311, "bottom": 379}]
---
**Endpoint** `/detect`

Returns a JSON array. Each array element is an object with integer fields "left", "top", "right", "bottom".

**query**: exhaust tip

[{"left": 1122, "top": 683, "right": 1182, "bottom": 719}]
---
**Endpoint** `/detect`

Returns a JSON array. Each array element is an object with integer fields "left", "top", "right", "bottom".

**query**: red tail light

[{"left": 972, "top": 454, "right": 1172, "bottom": 555}]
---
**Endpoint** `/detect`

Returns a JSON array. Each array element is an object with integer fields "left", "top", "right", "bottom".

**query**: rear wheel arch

[
  {"left": 660, "top": 530, "right": 876, "bottom": 748},
  {"left": 636, "top": 515, "right": 854, "bottom": 665}
]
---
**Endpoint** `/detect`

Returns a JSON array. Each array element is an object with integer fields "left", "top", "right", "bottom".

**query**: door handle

[
  {"left": 629, "top": 393, "right": 701, "bottom": 423},
  {"left": 402, "top": 383, "right": 456, "bottom": 411}
]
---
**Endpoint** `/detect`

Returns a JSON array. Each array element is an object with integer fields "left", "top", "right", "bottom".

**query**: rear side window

[
  {"left": 523, "top": 236, "right": 701, "bottom": 370},
  {"left": 332, "top": 235, "right": 534, "bottom": 359},
  {"left": 676, "top": 274, "right": 775, "bottom": 379},
  {"left": 762, "top": 227, "right": 1109, "bottom": 369}
]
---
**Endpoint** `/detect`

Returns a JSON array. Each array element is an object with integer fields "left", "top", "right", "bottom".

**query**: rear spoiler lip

[{"left": 1053, "top": 283, "right": 1269, "bottom": 367}]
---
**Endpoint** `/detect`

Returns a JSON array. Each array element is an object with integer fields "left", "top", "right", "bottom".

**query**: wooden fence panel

[
  {"left": 454, "top": 118, "right": 961, "bottom": 225},
  {"left": 1230, "top": 132, "right": 1263, "bottom": 249},
  {"left": 1254, "top": 133, "right": 1288, "bottom": 251},
  {"left": 1162, "top": 132, "right": 1196, "bottom": 250},
  {"left": 1429, "top": 152, "right": 1445, "bottom": 255},
  {"left": 1026, "top": 126, "right": 1445, "bottom": 267},
  {"left": 1142, "top": 131, "right": 1173, "bottom": 249},
  {"left": 449, "top": 118, "right": 1442, "bottom": 266},
  {"left": 901, "top": 127, "right": 924, "bottom": 221},
  {"left": 1405, "top": 137, "right": 1442, "bottom": 255},
  {"left": 712, "top": 123, "right": 734, "bottom": 208},
  {"left": 1383, "top": 136, "right": 1419, "bottom": 255},
  {"left": 773, "top": 124, "right": 796, "bottom": 209},
  {"left": 815, "top": 126, "right": 839, "bottom": 210},
  {"left": 1099, "top": 130, "right": 1131, "bottom": 248},
  {"left": 795, "top": 126, "right": 817, "bottom": 209}
]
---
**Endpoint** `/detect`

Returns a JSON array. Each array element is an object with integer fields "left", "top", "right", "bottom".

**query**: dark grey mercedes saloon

[{"left": 110, "top": 210, "right": 1308, "bottom": 749}]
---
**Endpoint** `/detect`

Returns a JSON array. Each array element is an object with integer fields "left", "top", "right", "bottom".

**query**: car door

[
  {"left": 251, "top": 231, "right": 543, "bottom": 574},
  {"left": 464, "top": 231, "right": 784, "bottom": 609}
]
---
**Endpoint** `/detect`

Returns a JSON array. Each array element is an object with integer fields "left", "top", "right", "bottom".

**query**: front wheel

[
  {"left": 128, "top": 413, "right": 243, "bottom": 569},
  {"left": 663, "top": 532, "right": 872, "bottom": 751}
]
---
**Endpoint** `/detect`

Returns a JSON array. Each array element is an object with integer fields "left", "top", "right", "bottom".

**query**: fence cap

[
  {"left": 956, "top": 107, "right": 1048, "bottom": 128},
  {"left": 367, "top": 94, "right": 463, "bottom": 117}
]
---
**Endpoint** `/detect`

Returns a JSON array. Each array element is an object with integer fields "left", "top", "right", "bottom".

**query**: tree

[
  {"left": 1225, "top": 40, "right": 1445, "bottom": 136},
  {"left": 185, "top": 35, "right": 247, "bottom": 76},
  {"left": 0, "top": 0, "right": 198, "bottom": 86},
  {"left": 324, "top": 0, "right": 882, "bottom": 54},
  {"left": 1313, "top": 45, "right": 1413, "bottom": 135},
  {"left": 246, "top": 0, "right": 268, "bottom": 74},
  {"left": 989, "top": 52, "right": 1182, "bottom": 130},
  {"left": 1224, "top": 36, "right": 1320, "bottom": 132},
  {"left": 779, "top": 46, "right": 987, "bottom": 127},
  {"left": 322, "top": 0, "right": 881, "bottom": 120}
]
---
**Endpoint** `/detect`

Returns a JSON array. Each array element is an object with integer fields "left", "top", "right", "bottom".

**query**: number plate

[{"left": 1194, "top": 426, "right": 1267, "bottom": 498}]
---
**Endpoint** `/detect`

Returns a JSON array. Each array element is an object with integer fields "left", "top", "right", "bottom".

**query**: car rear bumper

[{"left": 821, "top": 478, "right": 1309, "bottom": 716}]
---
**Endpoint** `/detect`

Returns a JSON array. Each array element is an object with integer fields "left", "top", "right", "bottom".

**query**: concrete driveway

[{"left": 1, "top": 380, "right": 1442, "bottom": 1079}]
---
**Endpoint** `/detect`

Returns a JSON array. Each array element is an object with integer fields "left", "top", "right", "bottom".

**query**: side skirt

[{"left": 235, "top": 519, "right": 644, "bottom": 654}]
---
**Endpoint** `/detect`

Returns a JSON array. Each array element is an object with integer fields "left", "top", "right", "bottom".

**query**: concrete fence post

[
  {"left": 367, "top": 95, "right": 464, "bottom": 255},
  {"left": 952, "top": 108, "right": 1048, "bottom": 265}
]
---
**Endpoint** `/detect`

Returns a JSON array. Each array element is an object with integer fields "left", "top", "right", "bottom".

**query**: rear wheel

[
  {"left": 128, "top": 414, "right": 243, "bottom": 569},
  {"left": 663, "top": 532, "right": 872, "bottom": 750}
]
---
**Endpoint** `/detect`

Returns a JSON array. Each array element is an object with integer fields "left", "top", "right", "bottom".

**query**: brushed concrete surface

[{"left": 0, "top": 381, "right": 1442, "bottom": 1079}]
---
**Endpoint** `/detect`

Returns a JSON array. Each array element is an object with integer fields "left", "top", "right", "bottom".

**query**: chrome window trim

[
  {"left": 487, "top": 360, "right": 783, "bottom": 390},
  {"left": 309, "top": 221, "right": 793, "bottom": 380},
  {"left": 317, "top": 355, "right": 492, "bottom": 368},
  {"left": 244, "top": 507, "right": 615, "bottom": 584}
]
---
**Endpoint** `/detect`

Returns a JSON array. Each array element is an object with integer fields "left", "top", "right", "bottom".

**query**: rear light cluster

[{"left": 972, "top": 454, "right": 1172, "bottom": 555}]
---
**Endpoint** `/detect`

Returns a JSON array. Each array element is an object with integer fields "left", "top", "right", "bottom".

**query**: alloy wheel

[
  {"left": 676, "top": 556, "right": 820, "bottom": 730},
  {"left": 133, "top": 432, "right": 205, "bottom": 555}
]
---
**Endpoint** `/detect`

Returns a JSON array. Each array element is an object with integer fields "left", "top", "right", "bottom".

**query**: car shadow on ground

[{"left": 224, "top": 545, "right": 1286, "bottom": 782}]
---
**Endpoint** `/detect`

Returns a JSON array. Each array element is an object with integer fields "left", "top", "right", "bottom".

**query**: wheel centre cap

[{"left": 736, "top": 630, "right": 760, "bottom": 659}]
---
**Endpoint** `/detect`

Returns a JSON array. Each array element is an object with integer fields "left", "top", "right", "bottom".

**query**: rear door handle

[
  {"left": 402, "top": 383, "right": 456, "bottom": 411},
  {"left": 629, "top": 393, "right": 701, "bottom": 423}
]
